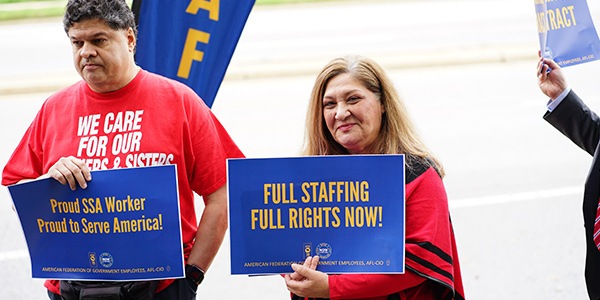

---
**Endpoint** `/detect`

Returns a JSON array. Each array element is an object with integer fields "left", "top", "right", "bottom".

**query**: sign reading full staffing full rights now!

[{"left": 227, "top": 155, "right": 406, "bottom": 275}]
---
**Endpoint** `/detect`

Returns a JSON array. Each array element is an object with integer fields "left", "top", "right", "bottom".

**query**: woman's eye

[{"left": 347, "top": 96, "right": 360, "bottom": 103}]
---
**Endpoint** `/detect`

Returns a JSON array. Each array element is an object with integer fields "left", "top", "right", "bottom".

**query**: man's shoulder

[
  {"left": 44, "top": 80, "right": 87, "bottom": 104},
  {"left": 143, "top": 70, "right": 187, "bottom": 88},
  {"left": 140, "top": 70, "right": 208, "bottom": 109}
]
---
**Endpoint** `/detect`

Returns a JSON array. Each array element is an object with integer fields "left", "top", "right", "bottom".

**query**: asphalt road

[{"left": 2, "top": 0, "right": 600, "bottom": 299}]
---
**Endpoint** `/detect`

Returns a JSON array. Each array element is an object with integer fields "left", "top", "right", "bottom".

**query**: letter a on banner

[
  {"left": 132, "top": 0, "right": 255, "bottom": 108},
  {"left": 534, "top": 0, "right": 600, "bottom": 67}
]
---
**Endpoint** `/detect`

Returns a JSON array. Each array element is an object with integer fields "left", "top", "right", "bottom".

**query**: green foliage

[
  {"left": 0, "top": 6, "right": 63, "bottom": 21},
  {"left": 0, "top": 0, "right": 52, "bottom": 3},
  {"left": 256, "top": 0, "right": 332, "bottom": 4},
  {"left": 0, "top": 0, "right": 341, "bottom": 22}
]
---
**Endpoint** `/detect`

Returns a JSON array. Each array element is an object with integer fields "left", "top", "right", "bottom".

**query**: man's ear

[{"left": 127, "top": 27, "right": 136, "bottom": 52}]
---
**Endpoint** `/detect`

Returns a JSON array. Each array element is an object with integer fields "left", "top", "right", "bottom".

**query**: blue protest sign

[
  {"left": 227, "top": 155, "right": 406, "bottom": 275},
  {"left": 7, "top": 165, "right": 183, "bottom": 281},
  {"left": 132, "top": 0, "right": 255, "bottom": 108},
  {"left": 534, "top": 0, "right": 600, "bottom": 67}
]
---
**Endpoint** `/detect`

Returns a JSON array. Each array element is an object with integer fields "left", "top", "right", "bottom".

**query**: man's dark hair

[{"left": 63, "top": 0, "right": 137, "bottom": 37}]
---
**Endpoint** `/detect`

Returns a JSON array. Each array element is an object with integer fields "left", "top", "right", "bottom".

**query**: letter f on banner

[
  {"left": 178, "top": 29, "right": 210, "bottom": 79},
  {"left": 132, "top": 0, "right": 256, "bottom": 108}
]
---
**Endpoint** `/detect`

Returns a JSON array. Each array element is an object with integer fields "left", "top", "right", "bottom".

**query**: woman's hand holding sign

[{"left": 284, "top": 256, "right": 329, "bottom": 298}]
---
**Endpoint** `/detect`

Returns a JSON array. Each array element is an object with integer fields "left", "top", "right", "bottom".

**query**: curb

[
  {"left": 224, "top": 43, "right": 538, "bottom": 80},
  {"left": 0, "top": 43, "right": 538, "bottom": 96}
]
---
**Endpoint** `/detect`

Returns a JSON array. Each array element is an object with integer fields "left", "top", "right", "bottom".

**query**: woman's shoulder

[{"left": 405, "top": 155, "right": 441, "bottom": 184}]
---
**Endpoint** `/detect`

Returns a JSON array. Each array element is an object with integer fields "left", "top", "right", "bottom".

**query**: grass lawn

[{"left": 0, "top": 0, "right": 344, "bottom": 22}]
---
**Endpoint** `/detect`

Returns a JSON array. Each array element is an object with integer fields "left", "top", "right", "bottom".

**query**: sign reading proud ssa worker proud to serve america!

[
  {"left": 8, "top": 165, "right": 184, "bottom": 281},
  {"left": 227, "top": 155, "right": 406, "bottom": 275}
]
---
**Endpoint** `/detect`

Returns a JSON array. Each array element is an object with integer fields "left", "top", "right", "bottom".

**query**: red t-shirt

[{"left": 2, "top": 70, "right": 244, "bottom": 294}]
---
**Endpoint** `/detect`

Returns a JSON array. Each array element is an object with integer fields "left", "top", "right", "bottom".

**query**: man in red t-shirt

[{"left": 1, "top": 0, "right": 244, "bottom": 299}]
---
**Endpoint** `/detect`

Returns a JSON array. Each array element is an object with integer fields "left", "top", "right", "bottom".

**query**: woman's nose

[{"left": 335, "top": 103, "right": 350, "bottom": 120}]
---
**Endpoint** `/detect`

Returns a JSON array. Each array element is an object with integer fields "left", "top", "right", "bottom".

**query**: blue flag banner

[
  {"left": 227, "top": 155, "right": 406, "bottom": 275},
  {"left": 534, "top": 0, "right": 600, "bottom": 67},
  {"left": 7, "top": 165, "right": 184, "bottom": 281},
  {"left": 132, "top": 0, "right": 255, "bottom": 108}
]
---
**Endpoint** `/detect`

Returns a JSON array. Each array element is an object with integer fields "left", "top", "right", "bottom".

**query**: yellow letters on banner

[
  {"left": 82, "top": 198, "right": 104, "bottom": 214},
  {"left": 536, "top": 5, "right": 577, "bottom": 33},
  {"left": 50, "top": 198, "right": 80, "bottom": 213},
  {"left": 81, "top": 218, "right": 111, "bottom": 234},
  {"left": 263, "top": 183, "right": 298, "bottom": 204},
  {"left": 104, "top": 196, "right": 146, "bottom": 213},
  {"left": 186, "top": 0, "right": 220, "bottom": 21},
  {"left": 345, "top": 206, "right": 383, "bottom": 228},
  {"left": 288, "top": 207, "right": 341, "bottom": 229},
  {"left": 251, "top": 209, "right": 285, "bottom": 230},
  {"left": 252, "top": 181, "right": 385, "bottom": 230},
  {"left": 178, "top": 29, "right": 210, "bottom": 79},
  {"left": 300, "top": 181, "right": 369, "bottom": 203},
  {"left": 37, "top": 218, "right": 68, "bottom": 233},
  {"left": 113, "top": 215, "right": 163, "bottom": 233},
  {"left": 548, "top": 6, "right": 576, "bottom": 29},
  {"left": 177, "top": 0, "right": 220, "bottom": 79}
]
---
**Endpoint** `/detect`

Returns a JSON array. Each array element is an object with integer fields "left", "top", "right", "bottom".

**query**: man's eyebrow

[{"left": 70, "top": 31, "right": 109, "bottom": 40}]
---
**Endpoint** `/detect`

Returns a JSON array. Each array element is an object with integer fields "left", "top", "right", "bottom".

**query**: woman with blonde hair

[{"left": 284, "top": 55, "right": 465, "bottom": 300}]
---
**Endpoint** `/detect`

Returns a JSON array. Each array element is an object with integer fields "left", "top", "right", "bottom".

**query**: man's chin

[{"left": 82, "top": 74, "right": 104, "bottom": 85}]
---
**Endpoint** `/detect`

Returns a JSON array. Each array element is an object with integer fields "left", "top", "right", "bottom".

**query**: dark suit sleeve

[
  {"left": 545, "top": 91, "right": 600, "bottom": 300},
  {"left": 544, "top": 90, "right": 600, "bottom": 156}
]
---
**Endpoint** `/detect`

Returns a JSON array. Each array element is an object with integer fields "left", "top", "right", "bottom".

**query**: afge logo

[
  {"left": 316, "top": 243, "right": 332, "bottom": 259},
  {"left": 99, "top": 252, "right": 114, "bottom": 268},
  {"left": 303, "top": 243, "right": 312, "bottom": 258},
  {"left": 89, "top": 252, "right": 97, "bottom": 267}
]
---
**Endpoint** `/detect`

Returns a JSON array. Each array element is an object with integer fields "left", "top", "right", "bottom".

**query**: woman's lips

[{"left": 337, "top": 123, "right": 354, "bottom": 132}]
